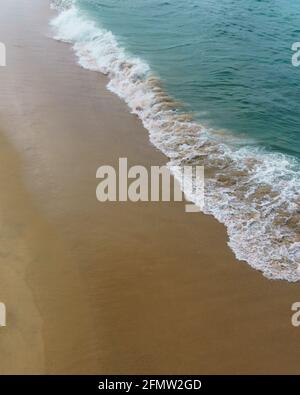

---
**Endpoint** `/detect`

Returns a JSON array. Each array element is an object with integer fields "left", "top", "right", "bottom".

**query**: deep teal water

[{"left": 76, "top": 0, "right": 300, "bottom": 157}]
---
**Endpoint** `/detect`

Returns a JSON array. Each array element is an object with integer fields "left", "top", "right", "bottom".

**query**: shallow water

[{"left": 51, "top": 0, "right": 300, "bottom": 281}]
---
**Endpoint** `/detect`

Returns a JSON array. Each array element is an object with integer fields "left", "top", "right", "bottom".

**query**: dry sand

[{"left": 0, "top": 0, "right": 299, "bottom": 374}]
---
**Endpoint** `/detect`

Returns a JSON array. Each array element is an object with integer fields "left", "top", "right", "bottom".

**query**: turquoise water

[
  {"left": 51, "top": 0, "right": 300, "bottom": 281},
  {"left": 77, "top": 0, "right": 300, "bottom": 157}
]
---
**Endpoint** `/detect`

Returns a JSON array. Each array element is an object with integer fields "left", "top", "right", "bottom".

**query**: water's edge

[{"left": 50, "top": 0, "right": 300, "bottom": 282}]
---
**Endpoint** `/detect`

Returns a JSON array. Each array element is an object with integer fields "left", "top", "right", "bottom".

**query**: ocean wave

[{"left": 50, "top": 1, "right": 300, "bottom": 281}]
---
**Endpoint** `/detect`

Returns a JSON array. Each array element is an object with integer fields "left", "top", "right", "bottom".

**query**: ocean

[{"left": 50, "top": 0, "right": 300, "bottom": 281}]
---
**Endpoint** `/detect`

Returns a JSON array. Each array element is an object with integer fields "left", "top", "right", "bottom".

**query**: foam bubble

[{"left": 50, "top": 3, "right": 300, "bottom": 281}]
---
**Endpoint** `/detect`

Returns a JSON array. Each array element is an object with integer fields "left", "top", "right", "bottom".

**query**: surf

[{"left": 50, "top": 0, "right": 300, "bottom": 282}]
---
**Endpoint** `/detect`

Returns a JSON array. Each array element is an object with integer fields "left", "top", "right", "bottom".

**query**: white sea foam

[{"left": 50, "top": 1, "right": 300, "bottom": 281}]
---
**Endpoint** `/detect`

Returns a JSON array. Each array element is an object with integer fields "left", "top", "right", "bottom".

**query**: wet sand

[{"left": 0, "top": 0, "right": 299, "bottom": 374}]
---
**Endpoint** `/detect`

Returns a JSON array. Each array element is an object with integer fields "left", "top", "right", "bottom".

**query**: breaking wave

[{"left": 50, "top": 0, "right": 300, "bottom": 281}]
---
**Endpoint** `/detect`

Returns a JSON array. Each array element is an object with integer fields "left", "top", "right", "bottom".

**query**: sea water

[{"left": 50, "top": 0, "right": 300, "bottom": 281}]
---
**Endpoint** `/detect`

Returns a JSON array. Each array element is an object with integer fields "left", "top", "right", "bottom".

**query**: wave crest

[{"left": 50, "top": 4, "right": 300, "bottom": 281}]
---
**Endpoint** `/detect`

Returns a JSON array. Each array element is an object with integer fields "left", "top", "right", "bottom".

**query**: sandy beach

[{"left": 0, "top": 0, "right": 299, "bottom": 374}]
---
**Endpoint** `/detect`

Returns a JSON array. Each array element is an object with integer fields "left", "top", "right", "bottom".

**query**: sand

[{"left": 0, "top": 0, "right": 299, "bottom": 374}]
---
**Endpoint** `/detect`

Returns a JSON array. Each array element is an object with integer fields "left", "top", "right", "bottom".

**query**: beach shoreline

[{"left": 0, "top": 0, "right": 299, "bottom": 374}]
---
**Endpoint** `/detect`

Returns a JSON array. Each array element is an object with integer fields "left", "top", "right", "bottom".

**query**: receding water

[{"left": 51, "top": 0, "right": 300, "bottom": 281}]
